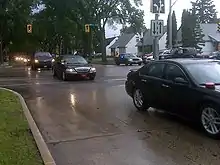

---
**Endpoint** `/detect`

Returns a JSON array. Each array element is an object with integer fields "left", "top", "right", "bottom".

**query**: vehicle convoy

[
  {"left": 52, "top": 55, "right": 96, "bottom": 81},
  {"left": 115, "top": 53, "right": 142, "bottom": 66},
  {"left": 159, "top": 47, "right": 197, "bottom": 60},
  {"left": 125, "top": 58, "right": 220, "bottom": 139},
  {"left": 31, "top": 52, "right": 54, "bottom": 70}
]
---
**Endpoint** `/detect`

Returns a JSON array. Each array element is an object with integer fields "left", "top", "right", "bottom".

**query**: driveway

[{"left": 0, "top": 65, "right": 219, "bottom": 165}]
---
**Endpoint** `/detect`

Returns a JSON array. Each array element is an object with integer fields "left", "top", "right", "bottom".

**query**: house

[
  {"left": 109, "top": 33, "right": 140, "bottom": 56},
  {"left": 177, "top": 23, "right": 220, "bottom": 55},
  {"left": 106, "top": 37, "right": 118, "bottom": 56},
  {"left": 136, "top": 27, "right": 167, "bottom": 55}
]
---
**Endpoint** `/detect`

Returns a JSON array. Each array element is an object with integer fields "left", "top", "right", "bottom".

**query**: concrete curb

[{"left": 0, "top": 88, "right": 56, "bottom": 165}]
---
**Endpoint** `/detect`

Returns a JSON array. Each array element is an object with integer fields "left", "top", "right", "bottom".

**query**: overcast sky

[{"left": 105, "top": 0, "right": 220, "bottom": 38}]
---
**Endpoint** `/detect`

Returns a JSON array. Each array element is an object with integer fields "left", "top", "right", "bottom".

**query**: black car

[
  {"left": 52, "top": 55, "right": 96, "bottom": 81},
  {"left": 115, "top": 53, "right": 142, "bottom": 66},
  {"left": 31, "top": 52, "right": 54, "bottom": 70},
  {"left": 125, "top": 58, "right": 220, "bottom": 139},
  {"left": 159, "top": 47, "right": 197, "bottom": 60},
  {"left": 209, "top": 51, "right": 220, "bottom": 60}
]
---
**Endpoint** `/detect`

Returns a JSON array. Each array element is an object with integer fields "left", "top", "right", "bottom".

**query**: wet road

[{"left": 0, "top": 65, "right": 220, "bottom": 165}]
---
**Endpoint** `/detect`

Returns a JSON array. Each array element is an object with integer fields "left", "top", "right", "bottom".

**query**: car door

[
  {"left": 138, "top": 62, "right": 166, "bottom": 109},
  {"left": 162, "top": 63, "right": 195, "bottom": 116}
]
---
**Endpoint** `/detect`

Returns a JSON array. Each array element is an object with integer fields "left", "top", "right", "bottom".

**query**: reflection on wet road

[{"left": 0, "top": 65, "right": 220, "bottom": 165}]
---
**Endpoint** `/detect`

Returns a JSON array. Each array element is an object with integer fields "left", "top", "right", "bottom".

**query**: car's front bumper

[
  {"left": 125, "top": 80, "right": 133, "bottom": 97},
  {"left": 34, "top": 61, "right": 52, "bottom": 68},
  {"left": 65, "top": 71, "right": 96, "bottom": 79}
]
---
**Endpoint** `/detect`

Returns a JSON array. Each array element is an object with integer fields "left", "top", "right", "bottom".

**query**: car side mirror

[{"left": 174, "top": 77, "right": 188, "bottom": 85}]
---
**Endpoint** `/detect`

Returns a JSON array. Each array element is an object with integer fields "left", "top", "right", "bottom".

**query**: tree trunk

[
  {"left": 100, "top": 27, "right": 106, "bottom": 62},
  {"left": 0, "top": 38, "right": 3, "bottom": 64}
]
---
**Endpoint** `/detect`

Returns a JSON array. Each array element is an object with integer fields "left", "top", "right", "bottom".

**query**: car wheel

[
  {"left": 200, "top": 104, "right": 220, "bottom": 139},
  {"left": 133, "top": 88, "right": 149, "bottom": 111},
  {"left": 62, "top": 71, "right": 68, "bottom": 81}
]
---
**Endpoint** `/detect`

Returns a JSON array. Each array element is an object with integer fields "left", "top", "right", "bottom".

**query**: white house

[
  {"left": 106, "top": 37, "right": 118, "bottom": 56},
  {"left": 176, "top": 23, "right": 220, "bottom": 55},
  {"left": 136, "top": 27, "right": 167, "bottom": 55},
  {"left": 109, "top": 33, "right": 140, "bottom": 56}
]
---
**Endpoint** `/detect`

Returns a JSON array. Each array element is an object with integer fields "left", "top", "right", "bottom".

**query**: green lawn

[{"left": 0, "top": 90, "right": 43, "bottom": 165}]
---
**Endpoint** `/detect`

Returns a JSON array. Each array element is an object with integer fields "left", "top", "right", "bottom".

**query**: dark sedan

[
  {"left": 52, "top": 55, "right": 96, "bottom": 81},
  {"left": 125, "top": 58, "right": 220, "bottom": 139},
  {"left": 31, "top": 52, "right": 54, "bottom": 70}
]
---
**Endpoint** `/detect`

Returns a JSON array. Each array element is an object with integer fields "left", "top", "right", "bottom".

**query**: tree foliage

[
  {"left": 191, "top": 0, "right": 218, "bottom": 23},
  {"left": 166, "top": 11, "right": 177, "bottom": 48}
]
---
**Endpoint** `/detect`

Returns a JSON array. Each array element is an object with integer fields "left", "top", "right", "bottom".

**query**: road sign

[
  {"left": 27, "top": 24, "right": 32, "bottom": 33},
  {"left": 85, "top": 24, "right": 90, "bottom": 33},
  {"left": 151, "top": 20, "right": 164, "bottom": 37},
  {"left": 150, "top": 0, "right": 165, "bottom": 14}
]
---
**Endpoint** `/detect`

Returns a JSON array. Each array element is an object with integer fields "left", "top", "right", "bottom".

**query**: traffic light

[
  {"left": 218, "top": 22, "right": 220, "bottom": 32},
  {"left": 150, "top": 0, "right": 165, "bottom": 14},
  {"left": 85, "top": 24, "right": 90, "bottom": 33},
  {"left": 27, "top": 24, "right": 32, "bottom": 33}
]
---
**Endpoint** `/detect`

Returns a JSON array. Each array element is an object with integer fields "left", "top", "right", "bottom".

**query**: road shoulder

[{"left": 0, "top": 88, "right": 56, "bottom": 165}]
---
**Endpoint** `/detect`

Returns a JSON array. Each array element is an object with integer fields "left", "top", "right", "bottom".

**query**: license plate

[
  {"left": 81, "top": 74, "right": 87, "bottom": 77},
  {"left": 44, "top": 65, "right": 47, "bottom": 68}
]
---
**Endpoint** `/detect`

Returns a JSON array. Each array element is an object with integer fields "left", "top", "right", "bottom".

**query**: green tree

[
  {"left": 172, "top": 11, "right": 177, "bottom": 47},
  {"left": 166, "top": 11, "right": 177, "bottom": 48},
  {"left": 191, "top": 0, "right": 218, "bottom": 23}
]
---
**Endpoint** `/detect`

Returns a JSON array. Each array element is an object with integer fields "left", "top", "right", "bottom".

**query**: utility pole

[
  {"left": 169, "top": 0, "right": 172, "bottom": 49},
  {"left": 153, "top": 14, "right": 159, "bottom": 60}
]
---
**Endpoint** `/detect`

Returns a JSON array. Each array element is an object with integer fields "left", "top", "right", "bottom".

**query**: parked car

[
  {"left": 209, "top": 51, "right": 220, "bottom": 60},
  {"left": 142, "top": 52, "right": 154, "bottom": 64},
  {"left": 159, "top": 47, "right": 197, "bottom": 60},
  {"left": 52, "top": 55, "right": 96, "bottom": 81},
  {"left": 31, "top": 52, "right": 54, "bottom": 70},
  {"left": 125, "top": 58, "right": 220, "bottom": 139},
  {"left": 115, "top": 53, "right": 142, "bottom": 66}
]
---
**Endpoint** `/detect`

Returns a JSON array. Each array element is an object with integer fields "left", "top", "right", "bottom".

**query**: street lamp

[{"left": 169, "top": 0, "right": 179, "bottom": 49}]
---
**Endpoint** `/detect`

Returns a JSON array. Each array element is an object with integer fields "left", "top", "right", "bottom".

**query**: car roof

[{"left": 159, "top": 58, "right": 220, "bottom": 65}]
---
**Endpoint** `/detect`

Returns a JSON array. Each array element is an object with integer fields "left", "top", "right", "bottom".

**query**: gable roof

[
  {"left": 105, "top": 37, "right": 117, "bottom": 47},
  {"left": 109, "top": 33, "right": 135, "bottom": 49},
  {"left": 136, "top": 26, "right": 167, "bottom": 47},
  {"left": 200, "top": 23, "right": 220, "bottom": 42}
]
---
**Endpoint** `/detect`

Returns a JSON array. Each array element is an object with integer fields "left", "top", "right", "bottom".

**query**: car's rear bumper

[{"left": 66, "top": 72, "right": 96, "bottom": 80}]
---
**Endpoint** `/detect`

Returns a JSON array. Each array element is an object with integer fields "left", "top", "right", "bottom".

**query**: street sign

[
  {"left": 85, "top": 24, "right": 90, "bottom": 33},
  {"left": 27, "top": 24, "right": 32, "bottom": 33},
  {"left": 151, "top": 20, "right": 164, "bottom": 37},
  {"left": 150, "top": 0, "right": 165, "bottom": 14}
]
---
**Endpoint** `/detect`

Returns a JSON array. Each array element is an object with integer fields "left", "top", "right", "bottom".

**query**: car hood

[{"left": 127, "top": 57, "right": 141, "bottom": 60}]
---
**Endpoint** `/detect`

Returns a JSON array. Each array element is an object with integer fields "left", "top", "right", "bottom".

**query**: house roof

[
  {"left": 105, "top": 37, "right": 117, "bottom": 47},
  {"left": 136, "top": 27, "right": 167, "bottom": 47},
  {"left": 109, "top": 33, "right": 135, "bottom": 49}
]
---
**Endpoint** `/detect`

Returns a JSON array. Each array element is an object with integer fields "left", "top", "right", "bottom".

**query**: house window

[{"left": 136, "top": 36, "right": 140, "bottom": 42}]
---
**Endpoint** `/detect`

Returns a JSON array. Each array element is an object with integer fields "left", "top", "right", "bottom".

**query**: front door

[{"left": 162, "top": 64, "right": 195, "bottom": 116}]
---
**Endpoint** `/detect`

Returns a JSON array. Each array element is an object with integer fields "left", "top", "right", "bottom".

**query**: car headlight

[
  {"left": 35, "top": 59, "right": 39, "bottom": 63},
  {"left": 128, "top": 59, "right": 133, "bottom": 61},
  {"left": 66, "top": 68, "right": 77, "bottom": 73},
  {"left": 28, "top": 59, "right": 30, "bottom": 62},
  {"left": 52, "top": 59, "right": 55, "bottom": 62},
  {"left": 24, "top": 59, "right": 27, "bottom": 62},
  {"left": 90, "top": 68, "right": 96, "bottom": 73}
]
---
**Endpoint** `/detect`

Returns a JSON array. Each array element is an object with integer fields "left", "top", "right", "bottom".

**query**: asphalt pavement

[{"left": 0, "top": 65, "right": 220, "bottom": 165}]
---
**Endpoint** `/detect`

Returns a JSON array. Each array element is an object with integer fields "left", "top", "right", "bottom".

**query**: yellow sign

[
  {"left": 85, "top": 24, "right": 90, "bottom": 33},
  {"left": 27, "top": 24, "right": 32, "bottom": 33}
]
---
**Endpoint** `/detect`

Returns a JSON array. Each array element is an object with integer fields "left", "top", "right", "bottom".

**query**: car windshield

[
  {"left": 185, "top": 63, "right": 220, "bottom": 84},
  {"left": 35, "top": 52, "right": 52, "bottom": 58},
  {"left": 63, "top": 56, "right": 88, "bottom": 64},
  {"left": 124, "top": 54, "right": 136, "bottom": 58}
]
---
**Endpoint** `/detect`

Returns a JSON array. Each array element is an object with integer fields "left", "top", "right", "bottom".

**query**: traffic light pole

[{"left": 153, "top": 13, "right": 159, "bottom": 60}]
